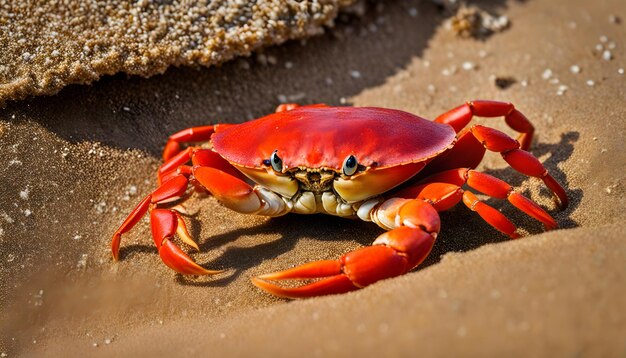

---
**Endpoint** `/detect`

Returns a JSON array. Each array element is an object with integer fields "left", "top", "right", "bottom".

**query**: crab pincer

[
  {"left": 111, "top": 174, "right": 222, "bottom": 275},
  {"left": 252, "top": 228, "right": 437, "bottom": 298},
  {"left": 253, "top": 199, "right": 440, "bottom": 299}
]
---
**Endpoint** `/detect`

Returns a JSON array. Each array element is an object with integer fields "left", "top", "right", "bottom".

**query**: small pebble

[
  {"left": 76, "top": 253, "right": 88, "bottom": 269},
  {"left": 284, "top": 61, "right": 293, "bottom": 69},
  {"left": 19, "top": 187, "right": 29, "bottom": 200},
  {"left": 461, "top": 61, "right": 475, "bottom": 71},
  {"left": 556, "top": 85, "right": 568, "bottom": 95},
  {"left": 350, "top": 70, "right": 361, "bottom": 79},
  {"left": 618, "top": 68, "right": 624, "bottom": 75},
  {"left": 608, "top": 15, "right": 621, "bottom": 24},
  {"left": 542, "top": 69, "right": 553, "bottom": 80},
  {"left": 408, "top": 8, "right": 418, "bottom": 17},
  {"left": 441, "top": 66, "right": 457, "bottom": 76},
  {"left": 586, "top": 80, "right": 595, "bottom": 86},
  {"left": 602, "top": 50, "right": 612, "bottom": 61},
  {"left": 569, "top": 65, "right": 581, "bottom": 74},
  {"left": 599, "top": 35, "right": 608, "bottom": 43}
]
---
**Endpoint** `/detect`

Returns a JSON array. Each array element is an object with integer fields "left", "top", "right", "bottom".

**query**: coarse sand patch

[{"left": 0, "top": 0, "right": 356, "bottom": 106}]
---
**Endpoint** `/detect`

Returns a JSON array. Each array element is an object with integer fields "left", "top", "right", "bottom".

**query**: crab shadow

[
  {"left": 119, "top": 130, "right": 580, "bottom": 288},
  {"left": 119, "top": 214, "right": 381, "bottom": 288}
]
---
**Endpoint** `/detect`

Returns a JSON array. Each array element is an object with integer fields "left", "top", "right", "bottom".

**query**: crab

[{"left": 111, "top": 101, "right": 568, "bottom": 299}]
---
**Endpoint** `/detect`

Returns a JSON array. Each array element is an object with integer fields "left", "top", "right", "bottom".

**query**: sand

[
  {"left": 0, "top": 0, "right": 356, "bottom": 107},
  {"left": 1, "top": 0, "right": 625, "bottom": 356}
]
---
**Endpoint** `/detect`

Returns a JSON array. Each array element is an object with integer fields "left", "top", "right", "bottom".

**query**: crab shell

[{"left": 211, "top": 106, "right": 457, "bottom": 203}]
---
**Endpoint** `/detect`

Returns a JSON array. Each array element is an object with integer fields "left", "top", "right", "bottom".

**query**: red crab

[{"left": 111, "top": 101, "right": 568, "bottom": 299}]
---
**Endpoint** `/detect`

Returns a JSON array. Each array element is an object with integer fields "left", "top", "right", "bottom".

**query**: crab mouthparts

[{"left": 293, "top": 169, "right": 336, "bottom": 193}]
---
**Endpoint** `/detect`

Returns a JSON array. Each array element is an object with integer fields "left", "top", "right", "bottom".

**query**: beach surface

[{"left": 1, "top": 0, "right": 625, "bottom": 356}]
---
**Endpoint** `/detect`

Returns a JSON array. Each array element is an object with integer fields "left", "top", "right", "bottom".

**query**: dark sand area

[{"left": 1, "top": 0, "right": 625, "bottom": 356}]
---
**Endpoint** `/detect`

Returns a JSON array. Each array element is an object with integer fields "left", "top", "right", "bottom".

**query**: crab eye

[
  {"left": 270, "top": 150, "right": 283, "bottom": 172},
  {"left": 342, "top": 155, "right": 358, "bottom": 176}
]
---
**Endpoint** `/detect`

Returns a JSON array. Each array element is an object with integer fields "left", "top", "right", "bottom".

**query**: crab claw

[
  {"left": 252, "top": 227, "right": 436, "bottom": 299},
  {"left": 251, "top": 275, "right": 358, "bottom": 299},
  {"left": 151, "top": 209, "right": 223, "bottom": 275}
]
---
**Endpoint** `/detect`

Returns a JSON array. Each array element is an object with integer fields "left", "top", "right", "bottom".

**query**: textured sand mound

[{"left": 0, "top": 0, "right": 354, "bottom": 106}]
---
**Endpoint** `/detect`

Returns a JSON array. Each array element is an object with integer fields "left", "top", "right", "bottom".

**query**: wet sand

[{"left": 1, "top": 0, "right": 625, "bottom": 356}]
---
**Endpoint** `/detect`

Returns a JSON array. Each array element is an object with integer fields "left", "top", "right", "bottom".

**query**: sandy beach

[{"left": 1, "top": 0, "right": 625, "bottom": 356}]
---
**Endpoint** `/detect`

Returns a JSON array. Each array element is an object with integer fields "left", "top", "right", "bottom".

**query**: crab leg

[
  {"left": 113, "top": 142, "right": 291, "bottom": 275},
  {"left": 407, "top": 169, "right": 557, "bottom": 230},
  {"left": 470, "top": 125, "right": 568, "bottom": 208},
  {"left": 252, "top": 199, "right": 439, "bottom": 299},
  {"left": 161, "top": 123, "right": 240, "bottom": 161},
  {"left": 192, "top": 167, "right": 263, "bottom": 214},
  {"left": 423, "top": 122, "right": 567, "bottom": 209},
  {"left": 435, "top": 100, "right": 534, "bottom": 150},
  {"left": 150, "top": 209, "right": 223, "bottom": 275},
  {"left": 393, "top": 181, "right": 555, "bottom": 240},
  {"left": 394, "top": 181, "right": 520, "bottom": 237},
  {"left": 111, "top": 174, "right": 218, "bottom": 274},
  {"left": 158, "top": 147, "right": 247, "bottom": 184},
  {"left": 162, "top": 125, "right": 217, "bottom": 161}
]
